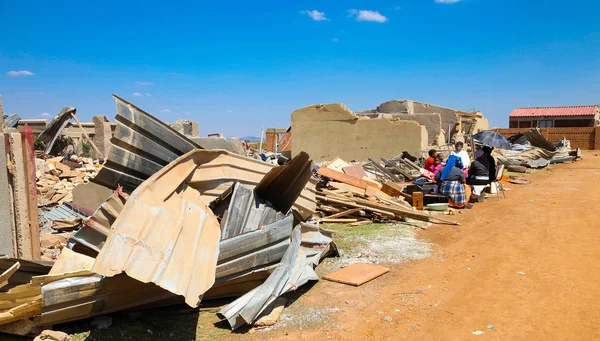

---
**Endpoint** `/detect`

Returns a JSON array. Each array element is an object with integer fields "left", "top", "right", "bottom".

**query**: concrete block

[{"left": 93, "top": 116, "right": 112, "bottom": 159}]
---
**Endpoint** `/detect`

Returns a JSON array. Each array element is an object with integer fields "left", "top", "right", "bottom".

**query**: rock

[
  {"left": 40, "top": 234, "right": 67, "bottom": 249},
  {"left": 383, "top": 316, "right": 393, "bottom": 322},
  {"left": 251, "top": 297, "right": 287, "bottom": 327},
  {"left": 91, "top": 315, "right": 112, "bottom": 330},
  {"left": 33, "top": 329, "right": 72, "bottom": 341}
]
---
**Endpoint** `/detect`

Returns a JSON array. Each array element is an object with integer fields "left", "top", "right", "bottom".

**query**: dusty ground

[
  {"left": 9, "top": 152, "right": 600, "bottom": 341},
  {"left": 255, "top": 152, "right": 600, "bottom": 341}
]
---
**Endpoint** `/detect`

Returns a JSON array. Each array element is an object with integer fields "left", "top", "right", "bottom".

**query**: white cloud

[
  {"left": 348, "top": 9, "right": 388, "bottom": 23},
  {"left": 132, "top": 92, "right": 143, "bottom": 97},
  {"left": 393, "top": 6, "right": 402, "bottom": 10},
  {"left": 145, "top": 93, "right": 152, "bottom": 97},
  {"left": 160, "top": 109, "right": 171, "bottom": 113},
  {"left": 225, "top": 110, "right": 233, "bottom": 113},
  {"left": 181, "top": 111, "right": 191, "bottom": 115},
  {"left": 40, "top": 112, "right": 51, "bottom": 117},
  {"left": 435, "top": 0, "right": 460, "bottom": 3},
  {"left": 6, "top": 70, "right": 35, "bottom": 77},
  {"left": 135, "top": 81, "right": 153, "bottom": 85},
  {"left": 300, "top": 10, "right": 328, "bottom": 21},
  {"left": 332, "top": 37, "right": 340, "bottom": 43}
]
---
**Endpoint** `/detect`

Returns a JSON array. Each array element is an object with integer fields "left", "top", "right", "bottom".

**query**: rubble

[{"left": 0, "top": 94, "right": 583, "bottom": 337}]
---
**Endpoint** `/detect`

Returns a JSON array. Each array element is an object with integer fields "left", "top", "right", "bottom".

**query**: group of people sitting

[{"left": 422, "top": 142, "right": 496, "bottom": 209}]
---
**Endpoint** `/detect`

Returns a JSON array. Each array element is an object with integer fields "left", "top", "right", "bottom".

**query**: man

[
  {"left": 424, "top": 149, "right": 437, "bottom": 171},
  {"left": 451, "top": 141, "right": 470, "bottom": 177}
]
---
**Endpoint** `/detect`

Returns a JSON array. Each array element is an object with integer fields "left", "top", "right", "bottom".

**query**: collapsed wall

[
  {"left": 377, "top": 100, "right": 461, "bottom": 140},
  {"left": 291, "top": 103, "right": 428, "bottom": 162}
]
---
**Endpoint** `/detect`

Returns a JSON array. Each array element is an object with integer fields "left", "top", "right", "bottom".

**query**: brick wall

[
  {"left": 265, "top": 131, "right": 277, "bottom": 152},
  {"left": 494, "top": 127, "right": 600, "bottom": 150}
]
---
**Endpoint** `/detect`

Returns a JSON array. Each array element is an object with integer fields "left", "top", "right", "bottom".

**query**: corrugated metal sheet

[
  {"left": 92, "top": 96, "right": 316, "bottom": 218},
  {"left": 38, "top": 107, "right": 76, "bottom": 154},
  {"left": 188, "top": 150, "right": 317, "bottom": 219},
  {"left": 68, "top": 150, "right": 316, "bottom": 257},
  {"left": 91, "top": 95, "right": 201, "bottom": 192},
  {"left": 213, "top": 182, "right": 285, "bottom": 240},
  {"left": 218, "top": 222, "right": 336, "bottom": 330},
  {"left": 3, "top": 114, "right": 21, "bottom": 128},
  {"left": 509, "top": 106, "right": 598, "bottom": 117},
  {"left": 67, "top": 188, "right": 128, "bottom": 256},
  {"left": 43, "top": 202, "right": 89, "bottom": 223},
  {"left": 92, "top": 151, "right": 222, "bottom": 308}
]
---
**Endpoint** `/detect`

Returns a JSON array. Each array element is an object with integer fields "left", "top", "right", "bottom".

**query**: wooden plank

[
  {"left": 0, "top": 262, "right": 20, "bottom": 291},
  {"left": 321, "top": 218, "right": 359, "bottom": 223},
  {"left": 323, "top": 263, "right": 389, "bottom": 286},
  {"left": 328, "top": 182, "right": 365, "bottom": 196},
  {"left": 381, "top": 180, "right": 407, "bottom": 198},
  {"left": 324, "top": 208, "right": 362, "bottom": 219},
  {"left": 412, "top": 192, "right": 424, "bottom": 211},
  {"left": 317, "top": 167, "right": 380, "bottom": 190},
  {"left": 22, "top": 126, "right": 40, "bottom": 261},
  {"left": 316, "top": 195, "right": 396, "bottom": 218}
]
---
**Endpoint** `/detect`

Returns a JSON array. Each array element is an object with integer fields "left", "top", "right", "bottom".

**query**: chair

[{"left": 494, "top": 164, "right": 506, "bottom": 200}]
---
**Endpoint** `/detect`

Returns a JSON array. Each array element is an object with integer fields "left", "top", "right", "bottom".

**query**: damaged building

[{"left": 291, "top": 100, "right": 489, "bottom": 163}]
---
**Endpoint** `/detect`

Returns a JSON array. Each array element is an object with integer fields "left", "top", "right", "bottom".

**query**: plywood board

[{"left": 323, "top": 263, "right": 389, "bottom": 286}]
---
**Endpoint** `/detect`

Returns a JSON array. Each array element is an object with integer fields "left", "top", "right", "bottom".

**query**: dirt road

[{"left": 259, "top": 153, "right": 600, "bottom": 340}]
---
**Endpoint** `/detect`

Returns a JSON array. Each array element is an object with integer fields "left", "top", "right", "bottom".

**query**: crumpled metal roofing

[
  {"left": 91, "top": 95, "right": 201, "bottom": 192},
  {"left": 218, "top": 222, "right": 336, "bottom": 330},
  {"left": 92, "top": 150, "right": 222, "bottom": 308},
  {"left": 3, "top": 114, "right": 21, "bottom": 128},
  {"left": 68, "top": 188, "right": 128, "bottom": 256},
  {"left": 38, "top": 107, "right": 76, "bottom": 154},
  {"left": 43, "top": 202, "right": 89, "bottom": 223},
  {"left": 509, "top": 105, "right": 598, "bottom": 117}
]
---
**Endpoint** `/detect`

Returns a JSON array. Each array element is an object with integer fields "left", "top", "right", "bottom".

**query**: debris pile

[
  {"left": 0, "top": 96, "right": 336, "bottom": 336},
  {"left": 313, "top": 157, "right": 458, "bottom": 226},
  {"left": 36, "top": 157, "right": 99, "bottom": 208},
  {"left": 494, "top": 128, "right": 582, "bottom": 170}
]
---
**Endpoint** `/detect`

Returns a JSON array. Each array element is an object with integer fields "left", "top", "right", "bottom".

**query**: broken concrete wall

[
  {"left": 377, "top": 100, "right": 461, "bottom": 141},
  {"left": 170, "top": 120, "right": 199, "bottom": 137},
  {"left": 378, "top": 113, "right": 442, "bottom": 145},
  {"left": 92, "top": 116, "right": 112, "bottom": 159},
  {"left": 291, "top": 104, "right": 428, "bottom": 162}
]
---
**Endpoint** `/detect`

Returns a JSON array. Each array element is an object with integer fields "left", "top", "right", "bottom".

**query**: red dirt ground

[{"left": 252, "top": 152, "right": 600, "bottom": 340}]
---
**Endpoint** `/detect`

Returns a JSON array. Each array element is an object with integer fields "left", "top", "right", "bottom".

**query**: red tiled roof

[{"left": 509, "top": 105, "right": 598, "bottom": 117}]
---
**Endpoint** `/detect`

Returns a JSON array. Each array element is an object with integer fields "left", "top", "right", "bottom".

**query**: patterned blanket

[{"left": 440, "top": 180, "right": 467, "bottom": 207}]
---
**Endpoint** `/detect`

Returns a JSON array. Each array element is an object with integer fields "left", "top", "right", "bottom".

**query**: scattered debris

[
  {"left": 323, "top": 263, "right": 389, "bottom": 286},
  {"left": 33, "top": 329, "right": 72, "bottom": 341}
]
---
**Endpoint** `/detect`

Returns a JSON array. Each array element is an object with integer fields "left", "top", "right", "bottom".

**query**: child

[{"left": 424, "top": 149, "right": 437, "bottom": 171}]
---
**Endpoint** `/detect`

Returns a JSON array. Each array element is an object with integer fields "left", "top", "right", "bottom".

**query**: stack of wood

[
  {"left": 315, "top": 165, "right": 457, "bottom": 226},
  {"left": 36, "top": 157, "right": 99, "bottom": 208}
]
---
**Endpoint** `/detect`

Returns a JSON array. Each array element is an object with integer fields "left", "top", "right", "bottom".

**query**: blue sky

[{"left": 1, "top": 0, "right": 599, "bottom": 137}]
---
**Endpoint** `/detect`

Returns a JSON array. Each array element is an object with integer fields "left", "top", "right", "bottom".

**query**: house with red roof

[{"left": 509, "top": 105, "right": 599, "bottom": 129}]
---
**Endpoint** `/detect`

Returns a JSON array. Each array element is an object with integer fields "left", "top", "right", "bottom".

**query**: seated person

[
  {"left": 467, "top": 146, "right": 496, "bottom": 184},
  {"left": 432, "top": 154, "right": 444, "bottom": 175},
  {"left": 467, "top": 146, "right": 496, "bottom": 200},
  {"left": 435, "top": 155, "right": 472, "bottom": 209},
  {"left": 424, "top": 149, "right": 437, "bottom": 171}
]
